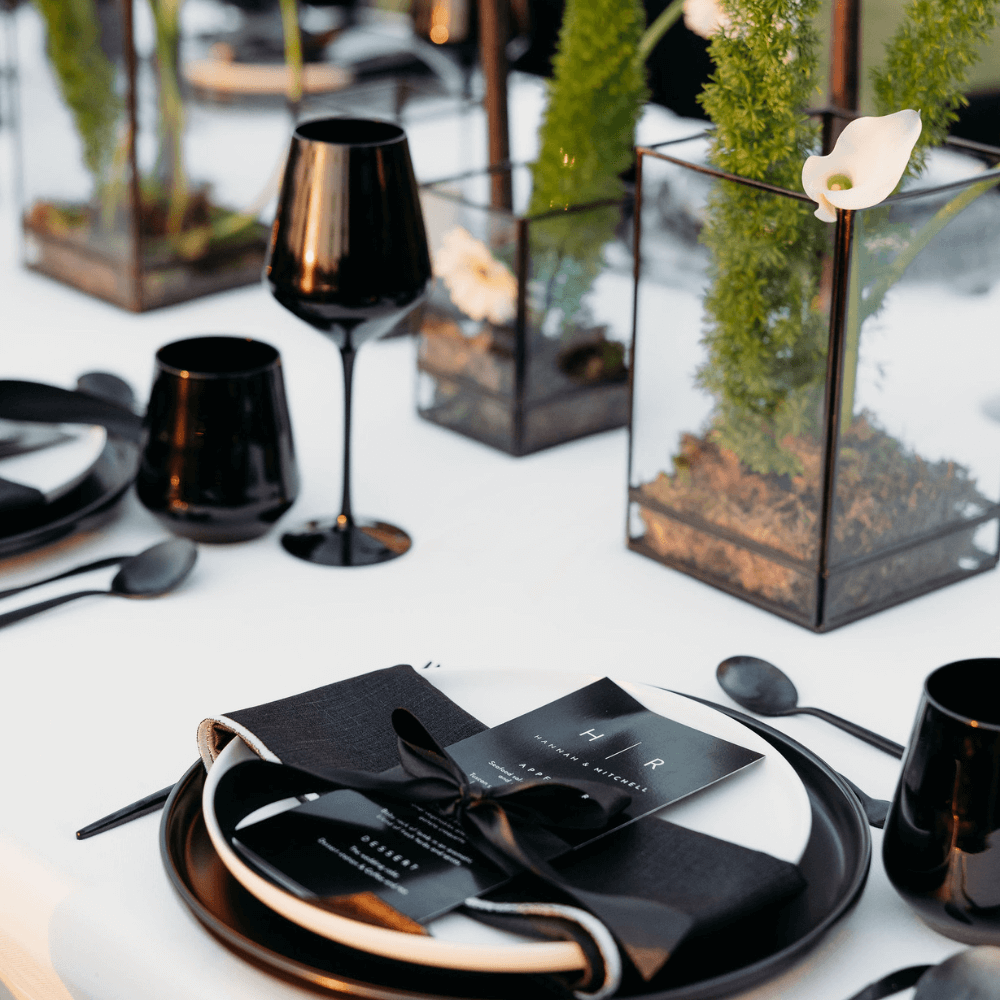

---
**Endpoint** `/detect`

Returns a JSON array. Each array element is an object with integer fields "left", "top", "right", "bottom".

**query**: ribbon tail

[
  {"left": 464, "top": 807, "right": 691, "bottom": 982},
  {"left": 557, "top": 885, "right": 692, "bottom": 982}
]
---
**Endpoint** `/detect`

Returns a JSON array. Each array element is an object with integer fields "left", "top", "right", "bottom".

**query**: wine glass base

[{"left": 281, "top": 517, "right": 411, "bottom": 566}]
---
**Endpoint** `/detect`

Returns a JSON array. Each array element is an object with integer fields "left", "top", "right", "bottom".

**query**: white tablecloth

[{"left": 1, "top": 62, "right": 998, "bottom": 1000}]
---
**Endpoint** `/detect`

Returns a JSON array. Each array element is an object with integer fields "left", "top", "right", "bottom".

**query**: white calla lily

[{"left": 802, "top": 109, "right": 922, "bottom": 222}]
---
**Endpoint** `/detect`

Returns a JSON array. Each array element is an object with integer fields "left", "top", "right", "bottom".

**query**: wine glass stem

[{"left": 339, "top": 342, "right": 356, "bottom": 525}]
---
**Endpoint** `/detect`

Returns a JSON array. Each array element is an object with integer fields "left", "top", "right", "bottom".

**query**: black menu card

[{"left": 232, "top": 678, "right": 763, "bottom": 922}]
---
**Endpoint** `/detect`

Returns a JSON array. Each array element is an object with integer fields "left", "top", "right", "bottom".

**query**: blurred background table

[{"left": 2, "top": 23, "right": 1000, "bottom": 1000}]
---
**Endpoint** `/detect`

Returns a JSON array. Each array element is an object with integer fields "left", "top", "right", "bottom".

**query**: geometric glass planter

[
  {"left": 417, "top": 164, "right": 632, "bottom": 455},
  {"left": 10, "top": 0, "right": 285, "bottom": 311},
  {"left": 629, "top": 130, "right": 1000, "bottom": 631}
]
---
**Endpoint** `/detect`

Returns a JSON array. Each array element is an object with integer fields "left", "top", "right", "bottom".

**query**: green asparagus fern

[
  {"left": 697, "top": 0, "right": 827, "bottom": 476},
  {"left": 33, "top": 0, "right": 121, "bottom": 184},
  {"left": 873, "top": 0, "right": 1000, "bottom": 177},
  {"left": 147, "top": 0, "right": 189, "bottom": 233},
  {"left": 529, "top": 0, "right": 647, "bottom": 215},
  {"left": 526, "top": 0, "right": 647, "bottom": 335}
]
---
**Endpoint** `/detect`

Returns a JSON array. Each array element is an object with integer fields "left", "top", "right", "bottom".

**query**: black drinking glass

[
  {"left": 883, "top": 658, "right": 1000, "bottom": 944},
  {"left": 137, "top": 336, "right": 299, "bottom": 543},
  {"left": 266, "top": 117, "right": 431, "bottom": 566}
]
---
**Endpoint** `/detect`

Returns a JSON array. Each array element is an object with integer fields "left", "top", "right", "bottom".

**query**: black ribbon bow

[{"left": 213, "top": 708, "right": 694, "bottom": 982}]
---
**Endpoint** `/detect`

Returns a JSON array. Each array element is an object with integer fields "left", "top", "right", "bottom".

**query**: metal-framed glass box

[
  {"left": 417, "top": 163, "right": 633, "bottom": 455},
  {"left": 8, "top": 0, "right": 301, "bottom": 311},
  {"left": 628, "top": 129, "right": 1000, "bottom": 631}
]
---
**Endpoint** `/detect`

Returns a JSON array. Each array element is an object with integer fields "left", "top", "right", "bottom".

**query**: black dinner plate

[
  {"left": 160, "top": 701, "right": 871, "bottom": 999},
  {"left": 0, "top": 435, "right": 139, "bottom": 559}
]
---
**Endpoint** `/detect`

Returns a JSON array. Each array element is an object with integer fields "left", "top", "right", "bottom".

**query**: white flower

[
  {"left": 684, "top": 0, "right": 729, "bottom": 39},
  {"left": 801, "top": 110, "right": 922, "bottom": 223},
  {"left": 433, "top": 226, "right": 517, "bottom": 326}
]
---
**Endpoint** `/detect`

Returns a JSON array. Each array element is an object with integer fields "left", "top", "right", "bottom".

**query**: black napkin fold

[
  {"left": 198, "top": 663, "right": 488, "bottom": 772},
  {"left": 199, "top": 665, "right": 805, "bottom": 987},
  {"left": 0, "top": 379, "right": 144, "bottom": 520},
  {"left": 0, "top": 380, "right": 143, "bottom": 445}
]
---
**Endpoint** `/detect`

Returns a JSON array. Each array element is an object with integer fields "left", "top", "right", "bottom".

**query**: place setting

[{"left": 58, "top": 652, "right": 996, "bottom": 1000}]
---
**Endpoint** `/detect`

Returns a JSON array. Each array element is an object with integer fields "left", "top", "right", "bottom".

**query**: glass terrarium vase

[
  {"left": 11, "top": 0, "right": 294, "bottom": 311},
  {"left": 416, "top": 164, "right": 632, "bottom": 455},
  {"left": 629, "top": 131, "right": 1000, "bottom": 631}
]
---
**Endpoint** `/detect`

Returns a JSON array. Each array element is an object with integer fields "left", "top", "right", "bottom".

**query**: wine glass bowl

[
  {"left": 266, "top": 117, "right": 431, "bottom": 566},
  {"left": 267, "top": 118, "right": 431, "bottom": 348}
]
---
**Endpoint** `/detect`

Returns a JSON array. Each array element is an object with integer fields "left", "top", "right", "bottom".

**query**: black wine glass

[{"left": 266, "top": 118, "right": 431, "bottom": 566}]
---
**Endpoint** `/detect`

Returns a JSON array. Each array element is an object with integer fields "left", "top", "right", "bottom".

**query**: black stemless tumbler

[
  {"left": 883, "top": 658, "right": 1000, "bottom": 944},
  {"left": 137, "top": 336, "right": 299, "bottom": 543}
]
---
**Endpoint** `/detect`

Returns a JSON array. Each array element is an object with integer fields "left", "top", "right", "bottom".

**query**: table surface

[{"left": 1, "top": 51, "right": 998, "bottom": 1000}]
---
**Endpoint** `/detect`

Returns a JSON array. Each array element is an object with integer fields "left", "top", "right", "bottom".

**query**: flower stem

[
  {"left": 840, "top": 217, "right": 861, "bottom": 434},
  {"left": 638, "top": 0, "right": 685, "bottom": 63},
  {"left": 279, "top": 0, "right": 304, "bottom": 111},
  {"left": 149, "top": 0, "right": 189, "bottom": 235},
  {"left": 841, "top": 171, "right": 1000, "bottom": 429},
  {"left": 864, "top": 173, "right": 1000, "bottom": 313}
]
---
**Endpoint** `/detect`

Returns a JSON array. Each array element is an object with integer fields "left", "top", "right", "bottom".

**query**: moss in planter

[{"left": 636, "top": 413, "right": 995, "bottom": 615}]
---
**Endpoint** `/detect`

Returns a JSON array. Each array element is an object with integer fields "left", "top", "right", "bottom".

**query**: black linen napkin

[
  {"left": 198, "top": 663, "right": 488, "bottom": 771},
  {"left": 0, "top": 381, "right": 142, "bottom": 445},
  {"left": 199, "top": 665, "right": 806, "bottom": 986},
  {"left": 0, "top": 380, "right": 143, "bottom": 522}
]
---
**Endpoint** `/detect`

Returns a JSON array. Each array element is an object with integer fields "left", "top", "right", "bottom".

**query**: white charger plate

[
  {"left": 202, "top": 670, "right": 811, "bottom": 974},
  {"left": 0, "top": 425, "right": 107, "bottom": 501}
]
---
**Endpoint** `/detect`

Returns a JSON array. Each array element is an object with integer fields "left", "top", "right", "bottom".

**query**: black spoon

[
  {"left": 842, "top": 947, "right": 1000, "bottom": 1000},
  {"left": 0, "top": 538, "right": 197, "bottom": 630},
  {"left": 837, "top": 773, "right": 891, "bottom": 829},
  {"left": 717, "top": 655, "right": 905, "bottom": 758},
  {"left": 0, "top": 554, "right": 131, "bottom": 601},
  {"left": 913, "top": 947, "right": 1000, "bottom": 1000}
]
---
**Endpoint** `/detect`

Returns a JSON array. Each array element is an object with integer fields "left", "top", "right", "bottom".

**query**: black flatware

[
  {"left": 843, "top": 965, "right": 931, "bottom": 1000},
  {"left": 0, "top": 538, "right": 197, "bottom": 630},
  {"left": 75, "top": 785, "right": 175, "bottom": 840},
  {"left": 842, "top": 947, "right": 1000, "bottom": 999},
  {"left": 837, "top": 774, "right": 891, "bottom": 830},
  {"left": 717, "top": 655, "right": 905, "bottom": 758},
  {"left": 912, "top": 947, "right": 1000, "bottom": 999},
  {"left": 666, "top": 687, "right": 892, "bottom": 830},
  {"left": 0, "top": 554, "right": 130, "bottom": 601},
  {"left": 75, "top": 372, "right": 137, "bottom": 412}
]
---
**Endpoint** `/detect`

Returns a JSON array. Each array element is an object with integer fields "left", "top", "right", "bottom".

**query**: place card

[{"left": 232, "top": 678, "right": 763, "bottom": 922}]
